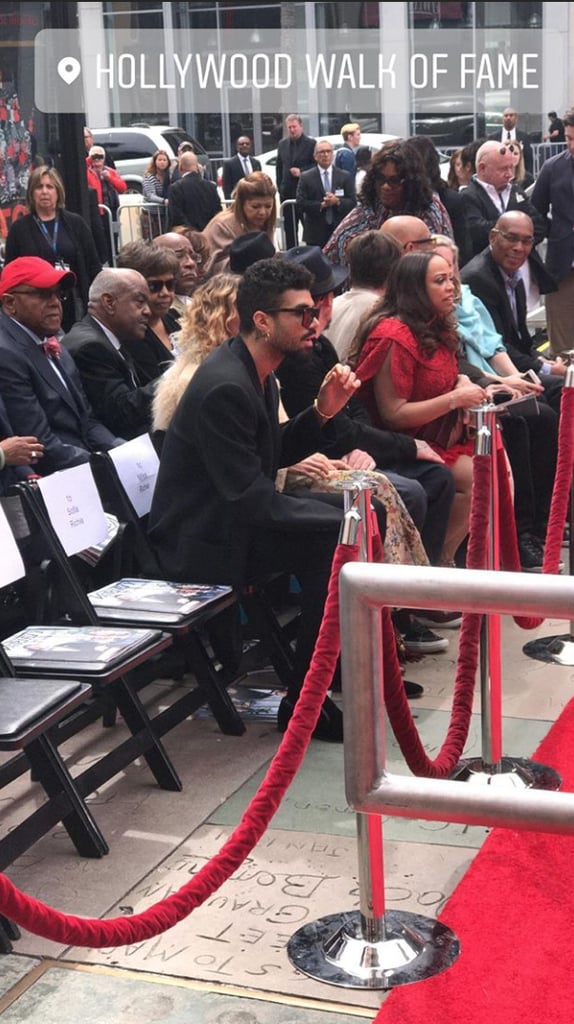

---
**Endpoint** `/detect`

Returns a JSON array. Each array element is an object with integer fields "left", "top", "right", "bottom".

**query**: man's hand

[
  {"left": 341, "top": 449, "right": 376, "bottom": 471},
  {"left": 289, "top": 167, "right": 301, "bottom": 178},
  {"left": 315, "top": 363, "right": 361, "bottom": 421},
  {"left": 414, "top": 439, "right": 445, "bottom": 463},
  {"left": 0, "top": 436, "right": 44, "bottom": 466},
  {"left": 290, "top": 452, "right": 338, "bottom": 482}
]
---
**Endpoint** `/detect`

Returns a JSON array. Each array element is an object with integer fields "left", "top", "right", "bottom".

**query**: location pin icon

[{"left": 57, "top": 57, "right": 81, "bottom": 85}]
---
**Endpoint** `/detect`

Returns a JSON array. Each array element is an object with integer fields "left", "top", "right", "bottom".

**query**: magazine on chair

[
  {"left": 3, "top": 625, "right": 165, "bottom": 672},
  {"left": 87, "top": 578, "right": 233, "bottom": 624}
]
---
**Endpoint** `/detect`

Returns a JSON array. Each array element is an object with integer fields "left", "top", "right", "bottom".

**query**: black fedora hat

[
  {"left": 280, "top": 245, "right": 348, "bottom": 295},
  {"left": 229, "top": 231, "right": 276, "bottom": 274}
]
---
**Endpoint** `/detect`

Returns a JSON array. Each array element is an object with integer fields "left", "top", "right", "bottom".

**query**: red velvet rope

[
  {"left": 0, "top": 542, "right": 360, "bottom": 946},
  {"left": 369, "top": 459, "right": 487, "bottom": 779},
  {"left": 498, "top": 387, "right": 574, "bottom": 628}
]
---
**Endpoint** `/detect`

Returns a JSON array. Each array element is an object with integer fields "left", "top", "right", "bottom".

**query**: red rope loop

[
  {"left": 0, "top": 542, "right": 359, "bottom": 947},
  {"left": 498, "top": 387, "right": 574, "bottom": 629},
  {"left": 374, "top": 455, "right": 488, "bottom": 778}
]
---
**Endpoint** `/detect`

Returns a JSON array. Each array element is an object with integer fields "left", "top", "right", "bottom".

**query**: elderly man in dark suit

[
  {"left": 222, "top": 136, "right": 262, "bottom": 200},
  {"left": 166, "top": 152, "right": 221, "bottom": 231},
  {"left": 295, "top": 139, "right": 356, "bottom": 247},
  {"left": 531, "top": 107, "right": 574, "bottom": 356},
  {"left": 460, "top": 211, "right": 562, "bottom": 404},
  {"left": 276, "top": 115, "right": 316, "bottom": 248},
  {"left": 148, "top": 258, "right": 361, "bottom": 742},
  {"left": 63, "top": 268, "right": 157, "bottom": 439},
  {"left": 0, "top": 257, "right": 121, "bottom": 475},
  {"left": 461, "top": 140, "right": 545, "bottom": 259}
]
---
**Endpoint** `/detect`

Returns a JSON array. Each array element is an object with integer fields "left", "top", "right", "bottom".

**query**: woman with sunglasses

[
  {"left": 202, "top": 171, "right": 277, "bottom": 273},
  {"left": 116, "top": 241, "right": 180, "bottom": 383},
  {"left": 4, "top": 165, "right": 102, "bottom": 333},
  {"left": 323, "top": 139, "right": 453, "bottom": 267}
]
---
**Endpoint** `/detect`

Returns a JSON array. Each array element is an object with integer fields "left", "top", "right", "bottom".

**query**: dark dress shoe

[
  {"left": 277, "top": 694, "right": 343, "bottom": 742},
  {"left": 404, "top": 679, "right": 424, "bottom": 698}
]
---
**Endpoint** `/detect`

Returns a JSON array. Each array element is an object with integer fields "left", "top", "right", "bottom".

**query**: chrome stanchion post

[
  {"left": 524, "top": 352, "right": 574, "bottom": 666},
  {"left": 288, "top": 475, "right": 460, "bottom": 988},
  {"left": 452, "top": 404, "right": 561, "bottom": 789}
]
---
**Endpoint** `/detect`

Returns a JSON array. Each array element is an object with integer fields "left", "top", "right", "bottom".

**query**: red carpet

[{"left": 374, "top": 700, "right": 574, "bottom": 1024}]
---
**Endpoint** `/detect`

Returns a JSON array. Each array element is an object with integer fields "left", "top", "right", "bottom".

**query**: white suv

[{"left": 90, "top": 125, "right": 212, "bottom": 191}]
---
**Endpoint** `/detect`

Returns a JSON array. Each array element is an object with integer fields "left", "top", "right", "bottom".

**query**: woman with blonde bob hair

[
  {"left": 152, "top": 273, "right": 240, "bottom": 435},
  {"left": 202, "top": 171, "right": 277, "bottom": 273},
  {"left": 4, "top": 164, "right": 102, "bottom": 332}
]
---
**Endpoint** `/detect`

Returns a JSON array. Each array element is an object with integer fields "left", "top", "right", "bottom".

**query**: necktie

[
  {"left": 42, "top": 336, "right": 62, "bottom": 359},
  {"left": 243, "top": 157, "right": 250, "bottom": 175},
  {"left": 323, "top": 170, "right": 333, "bottom": 224},
  {"left": 506, "top": 131, "right": 511, "bottom": 142},
  {"left": 506, "top": 273, "right": 520, "bottom": 324}
]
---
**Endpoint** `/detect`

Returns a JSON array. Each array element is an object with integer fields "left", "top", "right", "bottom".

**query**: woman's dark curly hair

[
  {"left": 359, "top": 139, "right": 433, "bottom": 213},
  {"left": 348, "top": 250, "right": 459, "bottom": 365}
]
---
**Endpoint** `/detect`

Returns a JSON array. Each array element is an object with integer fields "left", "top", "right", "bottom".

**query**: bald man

[
  {"left": 380, "top": 215, "right": 437, "bottom": 251},
  {"left": 167, "top": 152, "right": 221, "bottom": 231},
  {"left": 461, "top": 140, "right": 545, "bottom": 258},
  {"left": 63, "top": 268, "right": 159, "bottom": 438}
]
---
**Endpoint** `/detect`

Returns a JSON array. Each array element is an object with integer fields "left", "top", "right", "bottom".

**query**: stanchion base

[
  {"left": 287, "top": 909, "right": 459, "bottom": 990},
  {"left": 523, "top": 635, "right": 574, "bottom": 666},
  {"left": 451, "top": 756, "right": 561, "bottom": 790}
]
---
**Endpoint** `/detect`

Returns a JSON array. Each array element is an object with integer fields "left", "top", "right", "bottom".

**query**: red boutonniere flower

[{"left": 42, "top": 337, "right": 62, "bottom": 359}]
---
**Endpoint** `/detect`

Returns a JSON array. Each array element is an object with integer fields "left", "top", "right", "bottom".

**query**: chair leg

[
  {"left": 25, "top": 735, "right": 109, "bottom": 858},
  {"left": 242, "top": 591, "right": 298, "bottom": 691},
  {"left": 185, "top": 633, "right": 245, "bottom": 736},
  {"left": 112, "top": 677, "right": 182, "bottom": 792}
]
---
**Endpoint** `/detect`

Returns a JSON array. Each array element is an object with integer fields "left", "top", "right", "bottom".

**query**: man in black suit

[
  {"left": 0, "top": 257, "right": 121, "bottom": 475},
  {"left": 460, "top": 211, "right": 562, "bottom": 569},
  {"left": 531, "top": 107, "right": 574, "bottom": 356},
  {"left": 461, "top": 140, "right": 545, "bottom": 259},
  {"left": 488, "top": 107, "right": 533, "bottom": 173},
  {"left": 275, "top": 115, "right": 316, "bottom": 248},
  {"left": 64, "top": 268, "right": 158, "bottom": 439},
  {"left": 166, "top": 152, "right": 221, "bottom": 231},
  {"left": 295, "top": 139, "right": 356, "bottom": 247},
  {"left": 148, "top": 258, "right": 361, "bottom": 742},
  {"left": 222, "top": 136, "right": 262, "bottom": 200},
  {"left": 460, "top": 211, "right": 562, "bottom": 400}
]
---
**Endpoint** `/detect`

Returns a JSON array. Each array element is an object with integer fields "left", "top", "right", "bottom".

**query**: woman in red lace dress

[{"left": 349, "top": 250, "right": 486, "bottom": 565}]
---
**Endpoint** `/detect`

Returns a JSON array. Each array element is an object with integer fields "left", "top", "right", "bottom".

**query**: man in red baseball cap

[{"left": 0, "top": 256, "right": 122, "bottom": 474}]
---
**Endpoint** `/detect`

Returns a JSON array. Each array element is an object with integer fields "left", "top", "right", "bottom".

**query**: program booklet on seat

[
  {"left": 3, "top": 625, "right": 164, "bottom": 673},
  {"left": 88, "top": 578, "right": 233, "bottom": 623}
]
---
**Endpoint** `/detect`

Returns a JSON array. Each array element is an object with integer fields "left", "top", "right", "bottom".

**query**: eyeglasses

[
  {"left": 147, "top": 277, "right": 176, "bottom": 293},
  {"left": 263, "top": 305, "right": 320, "bottom": 327},
  {"left": 491, "top": 229, "right": 534, "bottom": 247},
  {"left": 90, "top": 155, "right": 104, "bottom": 161},
  {"left": 9, "top": 287, "right": 65, "bottom": 300},
  {"left": 377, "top": 174, "right": 404, "bottom": 188},
  {"left": 409, "top": 235, "right": 439, "bottom": 247}
]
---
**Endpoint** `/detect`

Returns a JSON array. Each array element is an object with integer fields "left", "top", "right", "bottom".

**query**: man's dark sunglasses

[
  {"left": 147, "top": 277, "right": 176, "bottom": 293},
  {"left": 263, "top": 305, "right": 320, "bottom": 328}
]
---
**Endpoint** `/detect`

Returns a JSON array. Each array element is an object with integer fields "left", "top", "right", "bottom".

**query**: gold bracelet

[{"left": 313, "top": 398, "right": 333, "bottom": 422}]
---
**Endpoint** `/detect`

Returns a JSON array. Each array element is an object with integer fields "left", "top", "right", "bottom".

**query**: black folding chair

[
  {"left": 14, "top": 457, "right": 245, "bottom": 738},
  {"left": 90, "top": 438, "right": 300, "bottom": 693},
  {"left": 0, "top": 490, "right": 182, "bottom": 794}
]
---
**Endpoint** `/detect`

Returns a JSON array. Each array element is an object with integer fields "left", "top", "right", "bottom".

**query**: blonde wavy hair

[{"left": 152, "top": 273, "right": 240, "bottom": 433}]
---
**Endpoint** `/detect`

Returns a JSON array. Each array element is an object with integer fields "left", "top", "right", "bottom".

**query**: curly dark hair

[
  {"left": 348, "top": 250, "right": 459, "bottom": 365},
  {"left": 359, "top": 139, "right": 433, "bottom": 214}
]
